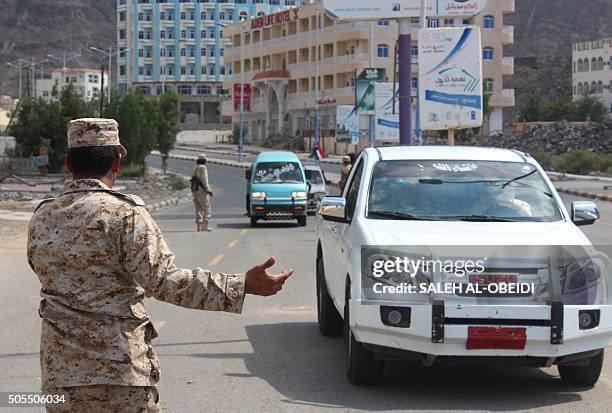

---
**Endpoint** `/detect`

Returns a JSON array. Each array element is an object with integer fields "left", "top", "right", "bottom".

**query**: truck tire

[
  {"left": 316, "top": 256, "right": 343, "bottom": 336},
  {"left": 297, "top": 216, "right": 307, "bottom": 227},
  {"left": 558, "top": 350, "right": 604, "bottom": 386},
  {"left": 344, "top": 280, "right": 383, "bottom": 384},
  {"left": 250, "top": 217, "right": 258, "bottom": 227}
]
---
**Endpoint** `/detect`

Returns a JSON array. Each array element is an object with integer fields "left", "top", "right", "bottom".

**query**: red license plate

[
  {"left": 466, "top": 326, "right": 527, "bottom": 350},
  {"left": 469, "top": 274, "right": 518, "bottom": 284}
]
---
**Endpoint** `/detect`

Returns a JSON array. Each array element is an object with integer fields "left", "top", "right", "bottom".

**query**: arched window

[
  {"left": 591, "top": 81, "right": 597, "bottom": 93},
  {"left": 239, "top": 11, "right": 248, "bottom": 21},
  {"left": 483, "top": 47, "right": 494, "bottom": 60},
  {"left": 483, "top": 15, "right": 494, "bottom": 29},
  {"left": 377, "top": 44, "right": 389, "bottom": 58},
  {"left": 573, "top": 61, "right": 576, "bottom": 73},
  {"left": 257, "top": 11, "right": 265, "bottom": 17},
  {"left": 609, "top": 56, "right": 612, "bottom": 70},
  {"left": 577, "top": 59, "right": 582, "bottom": 72},
  {"left": 576, "top": 83, "right": 580, "bottom": 95},
  {"left": 591, "top": 57, "right": 597, "bottom": 71},
  {"left": 597, "top": 81, "right": 604, "bottom": 94},
  {"left": 597, "top": 57, "right": 604, "bottom": 71},
  {"left": 484, "top": 78, "right": 494, "bottom": 93}
]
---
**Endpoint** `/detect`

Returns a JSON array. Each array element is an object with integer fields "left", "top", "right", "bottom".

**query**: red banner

[{"left": 233, "top": 83, "right": 252, "bottom": 112}]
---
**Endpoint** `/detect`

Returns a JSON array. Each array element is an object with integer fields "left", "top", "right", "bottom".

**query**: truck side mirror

[{"left": 571, "top": 201, "right": 599, "bottom": 226}]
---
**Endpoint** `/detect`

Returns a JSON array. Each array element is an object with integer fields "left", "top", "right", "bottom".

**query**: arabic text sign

[
  {"left": 418, "top": 27, "right": 483, "bottom": 131},
  {"left": 323, "top": 0, "right": 488, "bottom": 20},
  {"left": 374, "top": 83, "right": 399, "bottom": 141},
  {"left": 356, "top": 68, "right": 386, "bottom": 115}
]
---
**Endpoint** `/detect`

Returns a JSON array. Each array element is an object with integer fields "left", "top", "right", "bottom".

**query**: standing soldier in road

[
  {"left": 191, "top": 153, "right": 213, "bottom": 232},
  {"left": 27, "top": 118, "right": 293, "bottom": 412},
  {"left": 339, "top": 155, "right": 353, "bottom": 191}
]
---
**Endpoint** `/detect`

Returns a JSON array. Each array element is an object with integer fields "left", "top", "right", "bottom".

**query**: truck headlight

[
  {"left": 292, "top": 192, "right": 307, "bottom": 200},
  {"left": 251, "top": 192, "right": 266, "bottom": 200}
]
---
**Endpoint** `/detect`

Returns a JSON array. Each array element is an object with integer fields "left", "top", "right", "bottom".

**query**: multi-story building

[
  {"left": 223, "top": 0, "right": 515, "bottom": 144},
  {"left": 117, "top": 0, "right": 297, "bottom": 130},
  {"left": 573, "top": 37, "right": 612, "bottom": 115},
  {"left": 36, "top": 68, "right": 108, "bottom": 101}
]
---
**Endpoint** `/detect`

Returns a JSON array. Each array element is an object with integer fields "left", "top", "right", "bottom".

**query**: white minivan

[{"left": 316, "top": 146, "right": 611, "bottom": 385}]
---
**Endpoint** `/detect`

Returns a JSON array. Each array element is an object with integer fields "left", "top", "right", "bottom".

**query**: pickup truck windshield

[
  {"left": 368, "top": 161, "right": 562, "bottom": 222},
  {"left": 254, "top": 162, "right": 304, "bottom": 184}
]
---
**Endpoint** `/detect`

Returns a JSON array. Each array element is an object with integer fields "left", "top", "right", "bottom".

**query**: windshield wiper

[
  {"left": 445, "top": 215, "right": 519, "bottom": 222},
  {"left": 368, "top": 211, "right": 443, "bottom": 221}
]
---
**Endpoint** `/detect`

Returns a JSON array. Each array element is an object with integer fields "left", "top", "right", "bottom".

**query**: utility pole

[
  {"left": 239, "top": 22, "right": 246, "bottom": 163},
  {"left": 314, "top": 0, "right": 321, "bottom": 155},
  {"left": 368, "top": 21, "right": 374, "bottom": 147},
  {"left": 100, "top": 66, "right": 105, "bottom": 115}
]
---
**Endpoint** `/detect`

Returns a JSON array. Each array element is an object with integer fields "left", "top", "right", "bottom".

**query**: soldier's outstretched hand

[{"left": 245, "top": 257, "right": 293, "bottom": 296}]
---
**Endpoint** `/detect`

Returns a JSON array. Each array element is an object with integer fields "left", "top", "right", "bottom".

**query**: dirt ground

[{"left": 0, "top": 219, "right": 29, "bottom": 250}]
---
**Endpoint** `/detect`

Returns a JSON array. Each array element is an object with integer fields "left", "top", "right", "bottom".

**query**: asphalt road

[{"left": 0, "top": 158, "right": 611, "bottom": 412}]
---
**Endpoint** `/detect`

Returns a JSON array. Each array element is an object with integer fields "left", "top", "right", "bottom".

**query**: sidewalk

[{"left": 553, "top": 178, "right": 612, "bottom": 203}]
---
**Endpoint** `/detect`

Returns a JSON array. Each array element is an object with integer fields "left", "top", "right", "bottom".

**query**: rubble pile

[{"left": 482, "top": 120, "right": 612, "bottom": 155}]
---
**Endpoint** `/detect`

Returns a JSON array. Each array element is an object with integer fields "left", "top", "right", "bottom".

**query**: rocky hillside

[
  {"left": 0, "top": 0, "right": 115, "bottom": 97},
  {"left": 507, "top": 0, "right": 612, "bottom": 58}
]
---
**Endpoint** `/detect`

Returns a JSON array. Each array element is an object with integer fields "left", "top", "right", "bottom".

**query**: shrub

[
  {"left": 120, "top": 163, "right": 146, "bottom": 177},
  {"left": 561, "top": 150, "right": 605, "bottom": 175},
  {"left": 531, "top": 151, "right": 554, "bottom": 170},
  {"left": 168, "top": 176, "right": 189, "bottom": 191}
]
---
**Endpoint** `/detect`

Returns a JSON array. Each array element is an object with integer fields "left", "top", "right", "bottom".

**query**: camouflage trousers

[
  {"left": 46, "top": 385, "right": 161, "bottom": 413},
  {"left": 193, "top": 191, "right": 211, "bottom": 224}
]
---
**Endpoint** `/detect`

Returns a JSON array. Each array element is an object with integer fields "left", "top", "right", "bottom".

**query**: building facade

[
  {"left": 36, "top": 68, "right": 108, "bottom": 101},
  {"left": 573, "top": 37, "right": 612, "bottom": 115},
  {"left": 223, "top": 0, "right": 515, "bottom": 144},
  {"left": 117, "top": 0, "right": 298, "bottom": 130}
]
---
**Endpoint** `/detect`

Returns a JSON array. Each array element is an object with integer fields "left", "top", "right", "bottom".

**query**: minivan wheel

[
  {"left": 250, "top": 217, "right": 258, "bottom": 227},
  {"left": 558, "top": 350, "right": 604, "bottom": 386},
  {"left": 344, "top": 281, "right": 383, "bottom": 384},
  {"left": 316, "top": 256, "right": 343, "bottom": 336},
  {"left": 297, "top": 216, "right": 307, "bottom": 227}
]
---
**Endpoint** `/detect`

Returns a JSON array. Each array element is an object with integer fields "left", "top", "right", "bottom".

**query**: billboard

[
  {"left": 374, "top": 83, "right": 417, "bottom": 141},
  {"left": 233, "top": 83, "right": 252, "bottom": 112},
  {"left": 323, "top": 0, "right": 488, "bottom": 20},
  {"left": 356, "top": 68, "right": 386, "bottom": 115},
  {"left": 418, "top": 27, "right": 483, "bottom": 131},
  {"left": 336, "top": 105, "right": 360, "bottom": 144}
]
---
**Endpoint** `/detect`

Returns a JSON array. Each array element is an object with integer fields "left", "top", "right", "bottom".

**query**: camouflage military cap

[{"left": 67, "top": 118, "right": 127, "bottom": 157}]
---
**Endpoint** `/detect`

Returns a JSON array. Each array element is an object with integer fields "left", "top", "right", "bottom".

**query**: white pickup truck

[{"left": 316, "top": 146, "right": 611, "bottom": 385}]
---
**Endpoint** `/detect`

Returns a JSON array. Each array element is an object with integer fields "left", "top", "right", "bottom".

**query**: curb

[
  {"left": 146, "top": 193, "right": 193, "bottom": 214},
  {"left": 174, "top": 146, "right": 344, "bottom": 165},
  {"left": 556, "top": 188, "right": 612, "bottom": 204}
]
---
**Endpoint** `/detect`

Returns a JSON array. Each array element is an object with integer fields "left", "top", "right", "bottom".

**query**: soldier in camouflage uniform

[
  {"left": 339, "top": 155, "right": 352, "bottom": 191},
  {"left": 192, "top": 153, "right": 213, "bottom": 232},
  {"left": 27, "top": 118, "right": 293, "bottom": 413}
]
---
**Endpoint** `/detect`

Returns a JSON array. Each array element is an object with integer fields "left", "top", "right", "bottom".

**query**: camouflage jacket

[
  {"left": 193, "top": 165, "right": 211, "bottom": 193},
  {"left": 27, "top": 179, "right": 245, "bottom": 390}
]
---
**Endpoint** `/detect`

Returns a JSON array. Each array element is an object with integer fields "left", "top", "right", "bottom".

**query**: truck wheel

[
  {"left": 250, "top": 217, "right": 258, "bottom": 227},
  {"left": 558, "top": 350, "right": 604, "bottom": 386},
  {"left": 316, "top": 256, "right": 343, "bottom": 336},
  {"left": 344, "top": 280, "right": 383, "bottom": 384},
  {"left": 297, "top": 216, "right": 307, "bottom": 227}
]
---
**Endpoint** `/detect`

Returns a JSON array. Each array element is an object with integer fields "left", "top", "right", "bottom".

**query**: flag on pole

[{"left": 312, "top": 140, "right": 326, "bottom": 160}]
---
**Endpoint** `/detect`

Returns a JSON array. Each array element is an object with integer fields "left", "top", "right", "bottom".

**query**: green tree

[
  {"left": 156, "top": 91, "right": 181, "bottom": 173},
  {"left": 518, "top": 91, "right": 547, "bottom": 122},
  {"left": 574, "top": 94, "right": 608, "bottom": 122}
]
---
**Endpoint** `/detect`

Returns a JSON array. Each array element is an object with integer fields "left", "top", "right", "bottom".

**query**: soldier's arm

[
  {"left": 196, "top": 166, "right": 212, "bottom": 192},
  {"left": 120, "top": 207, "right": 244, "bottom": 313}
]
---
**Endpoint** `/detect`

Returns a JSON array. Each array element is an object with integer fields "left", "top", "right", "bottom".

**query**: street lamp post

[
  {"left": 239, "top": 23, "right": 246, "bottom": 163},
  {"left": 314, "top": 0, "right": 321, "bottom": 157},
  {"left": 47, "top": 52, "right": 81, "bottom": 69},
  {"left": 89, "top": 46, "right": 126, "bottom": 103}
]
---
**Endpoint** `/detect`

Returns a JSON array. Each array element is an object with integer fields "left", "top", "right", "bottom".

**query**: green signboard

[{"left": 355, "top": 67, "right": 386, "bottom": 115}]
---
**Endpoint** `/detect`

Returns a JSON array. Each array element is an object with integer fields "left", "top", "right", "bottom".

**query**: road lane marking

[
  {"left": 153, "top": 321, "right": 166, "bottom": 332},
  {"left": 208, "top": 254, "right": 225, "bottom": 267},
  {"left": 227, "top": 239, "right": 239, "bottom": 249},
  {"left": 240, "top": 229, "right": 248, "bottom": 236}
]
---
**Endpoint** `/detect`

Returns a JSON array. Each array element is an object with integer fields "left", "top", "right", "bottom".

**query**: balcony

[
  {"left": 502, "top": 56, "right": 514, "bottom": 76},
  {"left": 502, "top": 26, "right": 514, "bottom": 45},
  {"left": 496, "top": 88, "right": 515, "bottom": 107}
]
